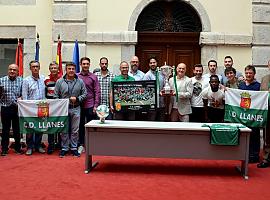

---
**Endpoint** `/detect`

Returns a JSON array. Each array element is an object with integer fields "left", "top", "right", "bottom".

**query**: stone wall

[{"left": 252, "top": 0, "right": 270, "bottom": 81}]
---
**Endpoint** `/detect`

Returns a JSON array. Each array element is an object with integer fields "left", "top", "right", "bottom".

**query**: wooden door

[{"left": 136, "top": 32, "right": 200, "bottom": 77}]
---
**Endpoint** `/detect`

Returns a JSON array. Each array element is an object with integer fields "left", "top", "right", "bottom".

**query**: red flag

[
  {"left": 56, "top": 36, "right": 63, "bottom": 76},
  {"left": 15, "top": 39, "right": 23, "bottom": 76}
]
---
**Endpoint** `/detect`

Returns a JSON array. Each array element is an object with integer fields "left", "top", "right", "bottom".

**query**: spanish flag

[
  {"left": 56, "top": 35, "right": 63, "bottom": 76},
  {"left": 15, "top": 39, "right": 23, "bottom": 76}
]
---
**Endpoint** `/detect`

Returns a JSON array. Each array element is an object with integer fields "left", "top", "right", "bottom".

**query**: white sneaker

[{"left": 78, "top": 145, "right": 85, "bottom": 154}]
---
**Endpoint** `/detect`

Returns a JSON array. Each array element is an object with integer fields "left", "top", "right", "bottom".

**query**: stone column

[
  {"left": 252, "top": 0, "right": 270, "bottom": 81},
  {"left": 52, "top": 0, "right": 87, "bottom": 61}
]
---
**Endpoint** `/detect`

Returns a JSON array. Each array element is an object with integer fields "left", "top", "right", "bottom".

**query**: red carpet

[{"left": 1, "top": 151, "right": 270, "bottom": 200}]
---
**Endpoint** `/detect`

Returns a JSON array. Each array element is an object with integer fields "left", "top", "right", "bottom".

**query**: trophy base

[{"left": 160, "top": 89, "right": 174, "bottom": 96}]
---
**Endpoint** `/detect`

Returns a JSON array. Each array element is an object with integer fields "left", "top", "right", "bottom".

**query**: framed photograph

[{"left": 112, "top": 80, "right": 157, "bottom": 111}]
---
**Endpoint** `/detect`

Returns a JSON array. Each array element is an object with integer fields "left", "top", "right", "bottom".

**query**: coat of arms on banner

[
  {"left": 240, "top": 92, "right": 251, "bottom": 109},
  {"left": 37, "top": 101, "right": 49, "bottom": 118}
]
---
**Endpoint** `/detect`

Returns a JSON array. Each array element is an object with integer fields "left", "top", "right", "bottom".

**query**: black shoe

[
  {"left": 47, "top": 147, "right": 54, "bottom": 155},
  {"left": 71, "top": 150, "right": 80, "bottom": 157},
  {"left": 257, "top": 161, "right": 269, "bottom": 168},
  {"left": 59, "top": 150, "right": 68, "bottom": 158},
  {"left": 1, "top": 150, "right": 8, "bottom": 156},
  {"left": 14, "top": 149, "right": 24, "bottom": 155}
]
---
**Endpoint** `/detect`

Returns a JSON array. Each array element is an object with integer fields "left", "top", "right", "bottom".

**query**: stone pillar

[
  {"left": 52, "top": 0, "right": 87, "bottom": 62},
  {"left": 252, "top": 0, "right": 270, "bottom": 81}
]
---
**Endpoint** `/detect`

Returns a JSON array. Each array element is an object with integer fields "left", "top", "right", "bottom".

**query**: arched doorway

[{"left": 135, "top": 0, "right": 202, "bottom": 77}]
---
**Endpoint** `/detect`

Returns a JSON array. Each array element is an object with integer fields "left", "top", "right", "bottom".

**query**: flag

[
  {"left": 35, "top": 33, "right": 40, "bottom": 61},
  {"left": 224, "top": 88, "right": 268, "bottom": 127},
  {"left": 72, "top": 40, "right": 80, "bottom": 73},
  {"left": 18, "top": 99, "right": 69, "bottom": 134},
  {"left": 15, "top": 39, "right": 23, "bottom": 76},
  {"left": 56, "top": 35, "right": 63, "bottom": 76}
]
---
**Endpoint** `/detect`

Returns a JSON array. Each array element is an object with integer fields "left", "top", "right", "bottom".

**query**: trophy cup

[
  {"left": 159, "top": 62, "right": 174, "bottom": 95},
  {"left": 96, "top": 105, "right": 109, "bottom": 123}
]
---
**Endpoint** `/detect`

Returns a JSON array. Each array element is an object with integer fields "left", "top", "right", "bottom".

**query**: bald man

[
  {"left": 0, "top": 64, "right": 23, "bottom": 156},
  {"left": 128, "top": 56, "right": 145, "bottom": 80}
]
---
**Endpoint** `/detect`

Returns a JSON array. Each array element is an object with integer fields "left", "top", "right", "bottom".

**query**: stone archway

[
  {"left": 128, "top": 0, "right": 211, "bottom": 32},
  {"left": 128, "top": 0, "right": 209, "bottom": 76}
]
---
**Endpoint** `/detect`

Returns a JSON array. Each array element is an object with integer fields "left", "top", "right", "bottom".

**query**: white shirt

[
  {"left": 201, "top": 86, "right": 225, "bottom": 109},
  {"left": 191, "top": 76, "right": 208, "bottom": 107}
]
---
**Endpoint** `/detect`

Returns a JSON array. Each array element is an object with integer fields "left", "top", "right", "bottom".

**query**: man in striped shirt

[{"left": 44, "top": 62, "right": 61, "bottom": 154}]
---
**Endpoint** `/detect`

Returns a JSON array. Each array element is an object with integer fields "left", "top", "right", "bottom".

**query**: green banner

[
  {"left": 19, "top": 116, "right": 68, "bottom": 134},
  {"left": 224, "top": 104, "right": 268, "bottom": 127}
]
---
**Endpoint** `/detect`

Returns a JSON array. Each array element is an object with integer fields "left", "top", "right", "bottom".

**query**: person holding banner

[
  {"left": 22, "top": 60, "right": 46, "bottom": 155},
  {"left": 54, "top": 62, "right": 87, "bottom": 157},
  {"left": 224, "top": 67, "right": 242, "bottom": 89},
  {"left": 258, "top": 60, "right": 270, "bottom": 168},
  {"left": 0, "top": 64, "right": 23, "bottom": 156},
  {"left": 44, "top": 62, "right": 61, "bottom": 154},
  {"left": 239, "top": 65, "right": 261, "bottom": 163},
  {"left": 202, "top": 75, "right": 225, "bottom": 123}
]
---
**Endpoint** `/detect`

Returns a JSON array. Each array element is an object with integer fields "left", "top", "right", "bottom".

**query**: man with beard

[
  {"left": 190, "top": 64, "right": 208, "bottom": 122},
  {"left": 202, "top": 60, "right": 222, "bottom": 84},
  {"left": 95, "top": 57, "right": 115, "bottom": 119},
  {"left": 221, "top": 56, "right": 243, "bottom": 85},
  {"left": 128, "top": 56, "right": 145, "bottom": 81},
  {"left": 77, "top": 57, "right": 100, "bottom": 154},
  {"left": 202, "top": 75, "right": 225, "bottom": 123},
  {"left": 143, "top": 57, "right": 165, "bottom": 121}
]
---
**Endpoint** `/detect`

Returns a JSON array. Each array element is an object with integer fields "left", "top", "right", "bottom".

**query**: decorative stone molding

[
  {"left": 200, "top": 32, "right": 252, "bottom": 46},
  {"left": 86, "top": 32, "right": 137, "bottom": 44},
  {"left": 0, "top": 0, "right": 36, "bottom": 5},
  {"left": 128, "top": 0, "right": 211, "bottom": 32},
  {"left": 253, "top": 0, "right": 270, "bottom": 4},
  {"left": 53, "top": 3, "right": 87, "bottom": 22},
  {"left": 0, "top": 26, "right": 35, "bottom": 39},
  {"left": 53, "top": 23, "right": 87, "bottom": 41},
  {"left": 0, "top": 26, "right": 36, "bottom": 76}
]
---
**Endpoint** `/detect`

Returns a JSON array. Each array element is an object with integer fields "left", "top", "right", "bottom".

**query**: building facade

[{"left": 0, "top": 0, "right": 269, "bottom": 80}]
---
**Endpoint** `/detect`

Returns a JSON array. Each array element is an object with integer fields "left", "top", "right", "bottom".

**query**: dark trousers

[
  {"left": 207, "top": 107, "right": 224, "bottom": 123},
  {"left": 1, "top": 105, "right": 21, "bottom": 152},
  {"left": 190, "top": 107, "right": 205, "bottom": 122},
  {"left": 249, "top": 127, "right": 261, "bottom": 160},
  {"left": 79, "top": 107, "right": 97, "bottom": 146}
]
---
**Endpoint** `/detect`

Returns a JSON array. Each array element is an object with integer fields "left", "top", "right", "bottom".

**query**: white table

[{"left": 84, "top": 120, "right": 251, "bottom": 179}]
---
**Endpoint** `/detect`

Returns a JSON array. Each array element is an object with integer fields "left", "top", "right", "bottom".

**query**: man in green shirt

[{"left": 110, "top": 61, "right": 135, "bottom": 120}]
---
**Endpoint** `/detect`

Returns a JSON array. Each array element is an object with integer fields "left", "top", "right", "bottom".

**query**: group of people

[{"left": 0, "top": 55, "right": 269, "bottom": 169}]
